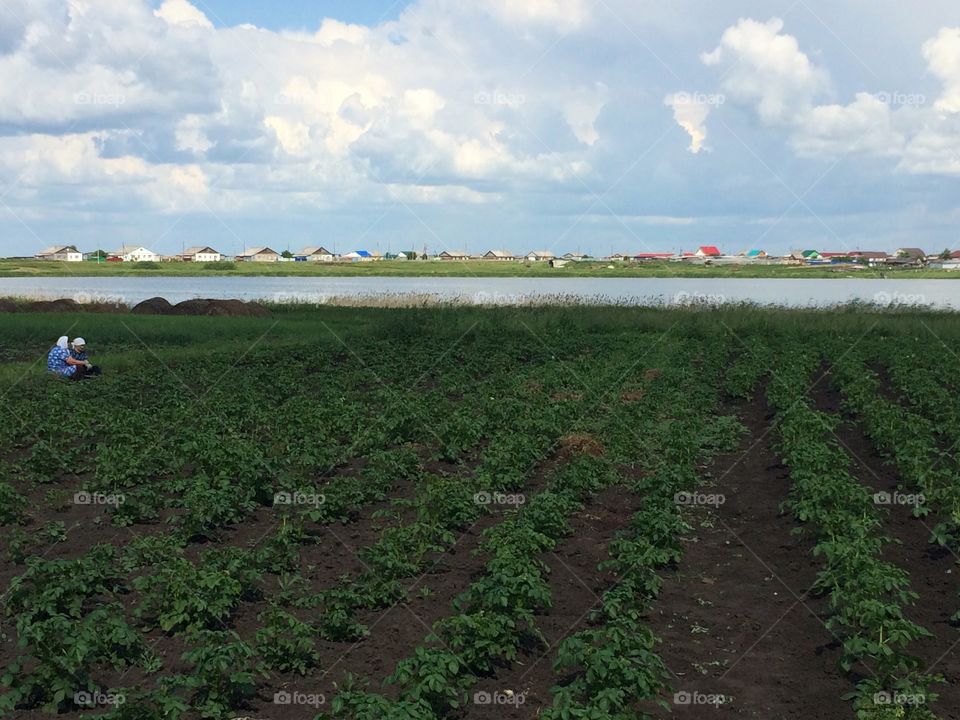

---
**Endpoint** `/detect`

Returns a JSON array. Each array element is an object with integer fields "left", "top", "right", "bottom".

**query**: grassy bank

[
  {"left": 1, "top": 258, "right": 957, "bottom": 279},
  {"left": 2, "top": 302, "right": 957, "bottom": 376}
]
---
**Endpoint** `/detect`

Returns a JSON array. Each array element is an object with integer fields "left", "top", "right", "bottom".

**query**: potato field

[{"left": 0, "top": 305, "right": 958, "bottom": 720}]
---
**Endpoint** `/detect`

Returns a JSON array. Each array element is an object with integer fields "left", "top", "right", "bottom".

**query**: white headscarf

[
  {"left": 56, "top": 336, "right": 68, "bottom": 349},
  {"left": 72, "top": 338, "right": 86, "bottom": 348}
]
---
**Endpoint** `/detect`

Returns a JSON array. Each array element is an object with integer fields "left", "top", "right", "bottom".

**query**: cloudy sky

[{"left": 1, "top": 0, "right": 959, "bottom": 257}]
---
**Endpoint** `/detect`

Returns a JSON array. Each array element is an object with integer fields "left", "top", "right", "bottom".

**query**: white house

[
  {"left": 236, "top": 247, "right": 280, "bottom": 262},
  {"left": 342, "top": 250, "right": 374, "bottom": 261},
  {"left": 438, "top": 250, "right": 470, "bottom": 260},
  {"left": 110, "top": 246, "right": 161, "bottom": 262},
  {"left": 36, "top": 245, "right": 83, "bottom": 262},
  {"left": 296, "top": 247, "right": 336, "bottom": 262},
  {"left": 525, "top": 250, "right": 556, "bottom": 262},
  {"left": 483, "top": 250, "right": 517, "bottom": 261},
  {"left": 929, "top": 259, "right": 960, "bottom": 270},
  {"left": 180, "top": 246, "right": 222, "bottom": 262}
]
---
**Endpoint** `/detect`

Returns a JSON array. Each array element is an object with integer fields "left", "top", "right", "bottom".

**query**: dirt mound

[
  {"left": 551, "top": 391, "right": 583, "bottom": 402},
  {"left": 557, "top": 433, "right": 605, "bottom": 458},
  {"left": 21, "top": 299, "right": 129, "bottom": 313},
  {"left": 25, "top": 299, "right": 82, "bottom": 313},
  {"left": 0, "top": 298, "right": 18, "bottom": 313},
  {"left": 131, "top": 297, "right": 175, "bottom": 315},
  {"left": 620, "top": 389, "right": 645, "bottom": 403},
  {"left": 172, "top": 299, "right": 271, "bottom": 318},
  {"left": 643, "top": 368, "right": 663, "bottom": 382}
]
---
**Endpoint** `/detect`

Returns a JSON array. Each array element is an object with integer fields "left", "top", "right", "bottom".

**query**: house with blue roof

[{"left": 343, "top": 250, "right": 373, "bottom": 261}]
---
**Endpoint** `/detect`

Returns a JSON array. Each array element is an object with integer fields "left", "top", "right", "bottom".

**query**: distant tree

[
  {"left": 940, "top": 248, "right": 952, "bottom": 259},
  {"left": 88, "top": 249, "right": 108, "bottom": 260},
  {"left": 281, "top": 250, "right": 294, "bottom": 259}
]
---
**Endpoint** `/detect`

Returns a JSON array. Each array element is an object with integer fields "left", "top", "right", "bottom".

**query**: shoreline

[
  {"left": 1, "top": 295, "right": 958, "bottom": 314},
  {"left": 0, "top": 259, "right": 957, "bottom": 279}
]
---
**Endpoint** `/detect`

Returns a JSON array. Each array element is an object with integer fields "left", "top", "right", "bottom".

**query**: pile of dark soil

[
  {"left": 130, "top": 297, "right": 174, "bottom": 315},
  {"left": 0, "top": 296, "right": 274, "bottom": 318},
  {"left": 131, "top": 297, "right": 269, "bottom": 317},
  {"left": 19, "top": 299, "right": 124, "bottom": 313}
]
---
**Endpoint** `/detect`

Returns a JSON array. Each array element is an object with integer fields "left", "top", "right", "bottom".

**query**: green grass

[
  {"left": 1, "top": 258, "right": 957, "bottom": 279},
  {"left": 3, "top": 302, "right": 957, "bottom": 386}
]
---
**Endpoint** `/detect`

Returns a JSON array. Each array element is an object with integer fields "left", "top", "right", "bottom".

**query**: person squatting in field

[
  {"left": 69, "top": 338, "right": 101, "bottom": 379},
  {"left": 46, "top": 336, "right": 100, "bottom": 380}
]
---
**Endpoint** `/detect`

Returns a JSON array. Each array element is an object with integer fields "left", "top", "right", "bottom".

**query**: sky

[
  {"left": 183, "top": 0, "right": 413, "bottom": 31},
  {"left": 1, "top": 0, "right": 960, "bottom": 257}
]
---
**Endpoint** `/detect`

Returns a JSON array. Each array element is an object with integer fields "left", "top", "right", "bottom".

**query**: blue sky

[
  {"left": 1, "top": 0, "right": 960, "bottom": 258},
  {"left": 182, "top": 0, "right": 412, "bottom": 30}
]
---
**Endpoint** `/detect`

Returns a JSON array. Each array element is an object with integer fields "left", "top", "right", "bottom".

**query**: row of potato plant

[
  {"left": 316, "top": 335, "right": 687, "bottom": 719},
  {"left": 542, "top": 334, "right": 744, "bottom": 718},
  {"left": 766, "top": 340, "right": 942, "bottom": 720}
]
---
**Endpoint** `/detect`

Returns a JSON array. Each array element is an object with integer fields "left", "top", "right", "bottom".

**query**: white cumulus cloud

[
  {"left": 701, "top": 17, "right": 828, "bottom": 127},
  {"left": 695, "top": 17, "right": 960, "bottom": 175},
  {"left": 664, "top": 93, "right": 712, "bottom": 153}
]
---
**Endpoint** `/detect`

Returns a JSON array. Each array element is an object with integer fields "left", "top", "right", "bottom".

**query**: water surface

[{"left": 0, "top": 276, "right": 957, "bottom": 309}]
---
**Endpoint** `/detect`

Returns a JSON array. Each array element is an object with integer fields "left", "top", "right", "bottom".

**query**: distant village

[{"left": 23, "top": 244, "right": 960, "bottom": 270}]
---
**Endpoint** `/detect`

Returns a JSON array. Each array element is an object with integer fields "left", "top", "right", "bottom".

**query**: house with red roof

[{"left": 696, "top": 246, "right": 721, "bottom": 258}]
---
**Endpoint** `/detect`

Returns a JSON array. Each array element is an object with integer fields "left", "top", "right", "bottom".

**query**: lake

[{"left": 1, "top": 276, "right": 958, "bottom": 309}]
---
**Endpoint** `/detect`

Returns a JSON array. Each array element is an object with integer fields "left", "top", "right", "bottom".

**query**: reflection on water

[{"left": 0, "top": 276, "right": 958, "bottom": 309}]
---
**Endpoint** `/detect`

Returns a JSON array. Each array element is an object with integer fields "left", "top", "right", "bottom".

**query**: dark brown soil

[
  {"left": 19, "top": 299, "right": 126, "bottom": 313},
  {"left": 647, "top": 393, "right": 853, "bottom": 719},
  {"left": 251, "top": 513, "right": 503, "bottom": 717},
  {"left": 5, "top": 380, "right": 958, "bottom": 720},
  {"left": 814, "top": 370, "right": 960, "bottom": 715},
  {"left": 131, "top": 297, "right": 175, "bottom": 315},
  {"left": 460, "top": 485, "right": 640, "bottom": 719},
  {"left": 6, "top": 296, "right": 272, "bottom": 317},
  {"left": 22, "top": 299, "right": 82, "bottom": 312}
]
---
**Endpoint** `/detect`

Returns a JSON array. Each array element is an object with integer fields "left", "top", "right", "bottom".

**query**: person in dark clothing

[{"left": 69, "top": 338, "right": 101, "bottom": 380}]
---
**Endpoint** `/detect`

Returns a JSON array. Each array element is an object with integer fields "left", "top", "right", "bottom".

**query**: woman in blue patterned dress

[{"left": 46, "top": 336, "right": 87, "bottom": 379}]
